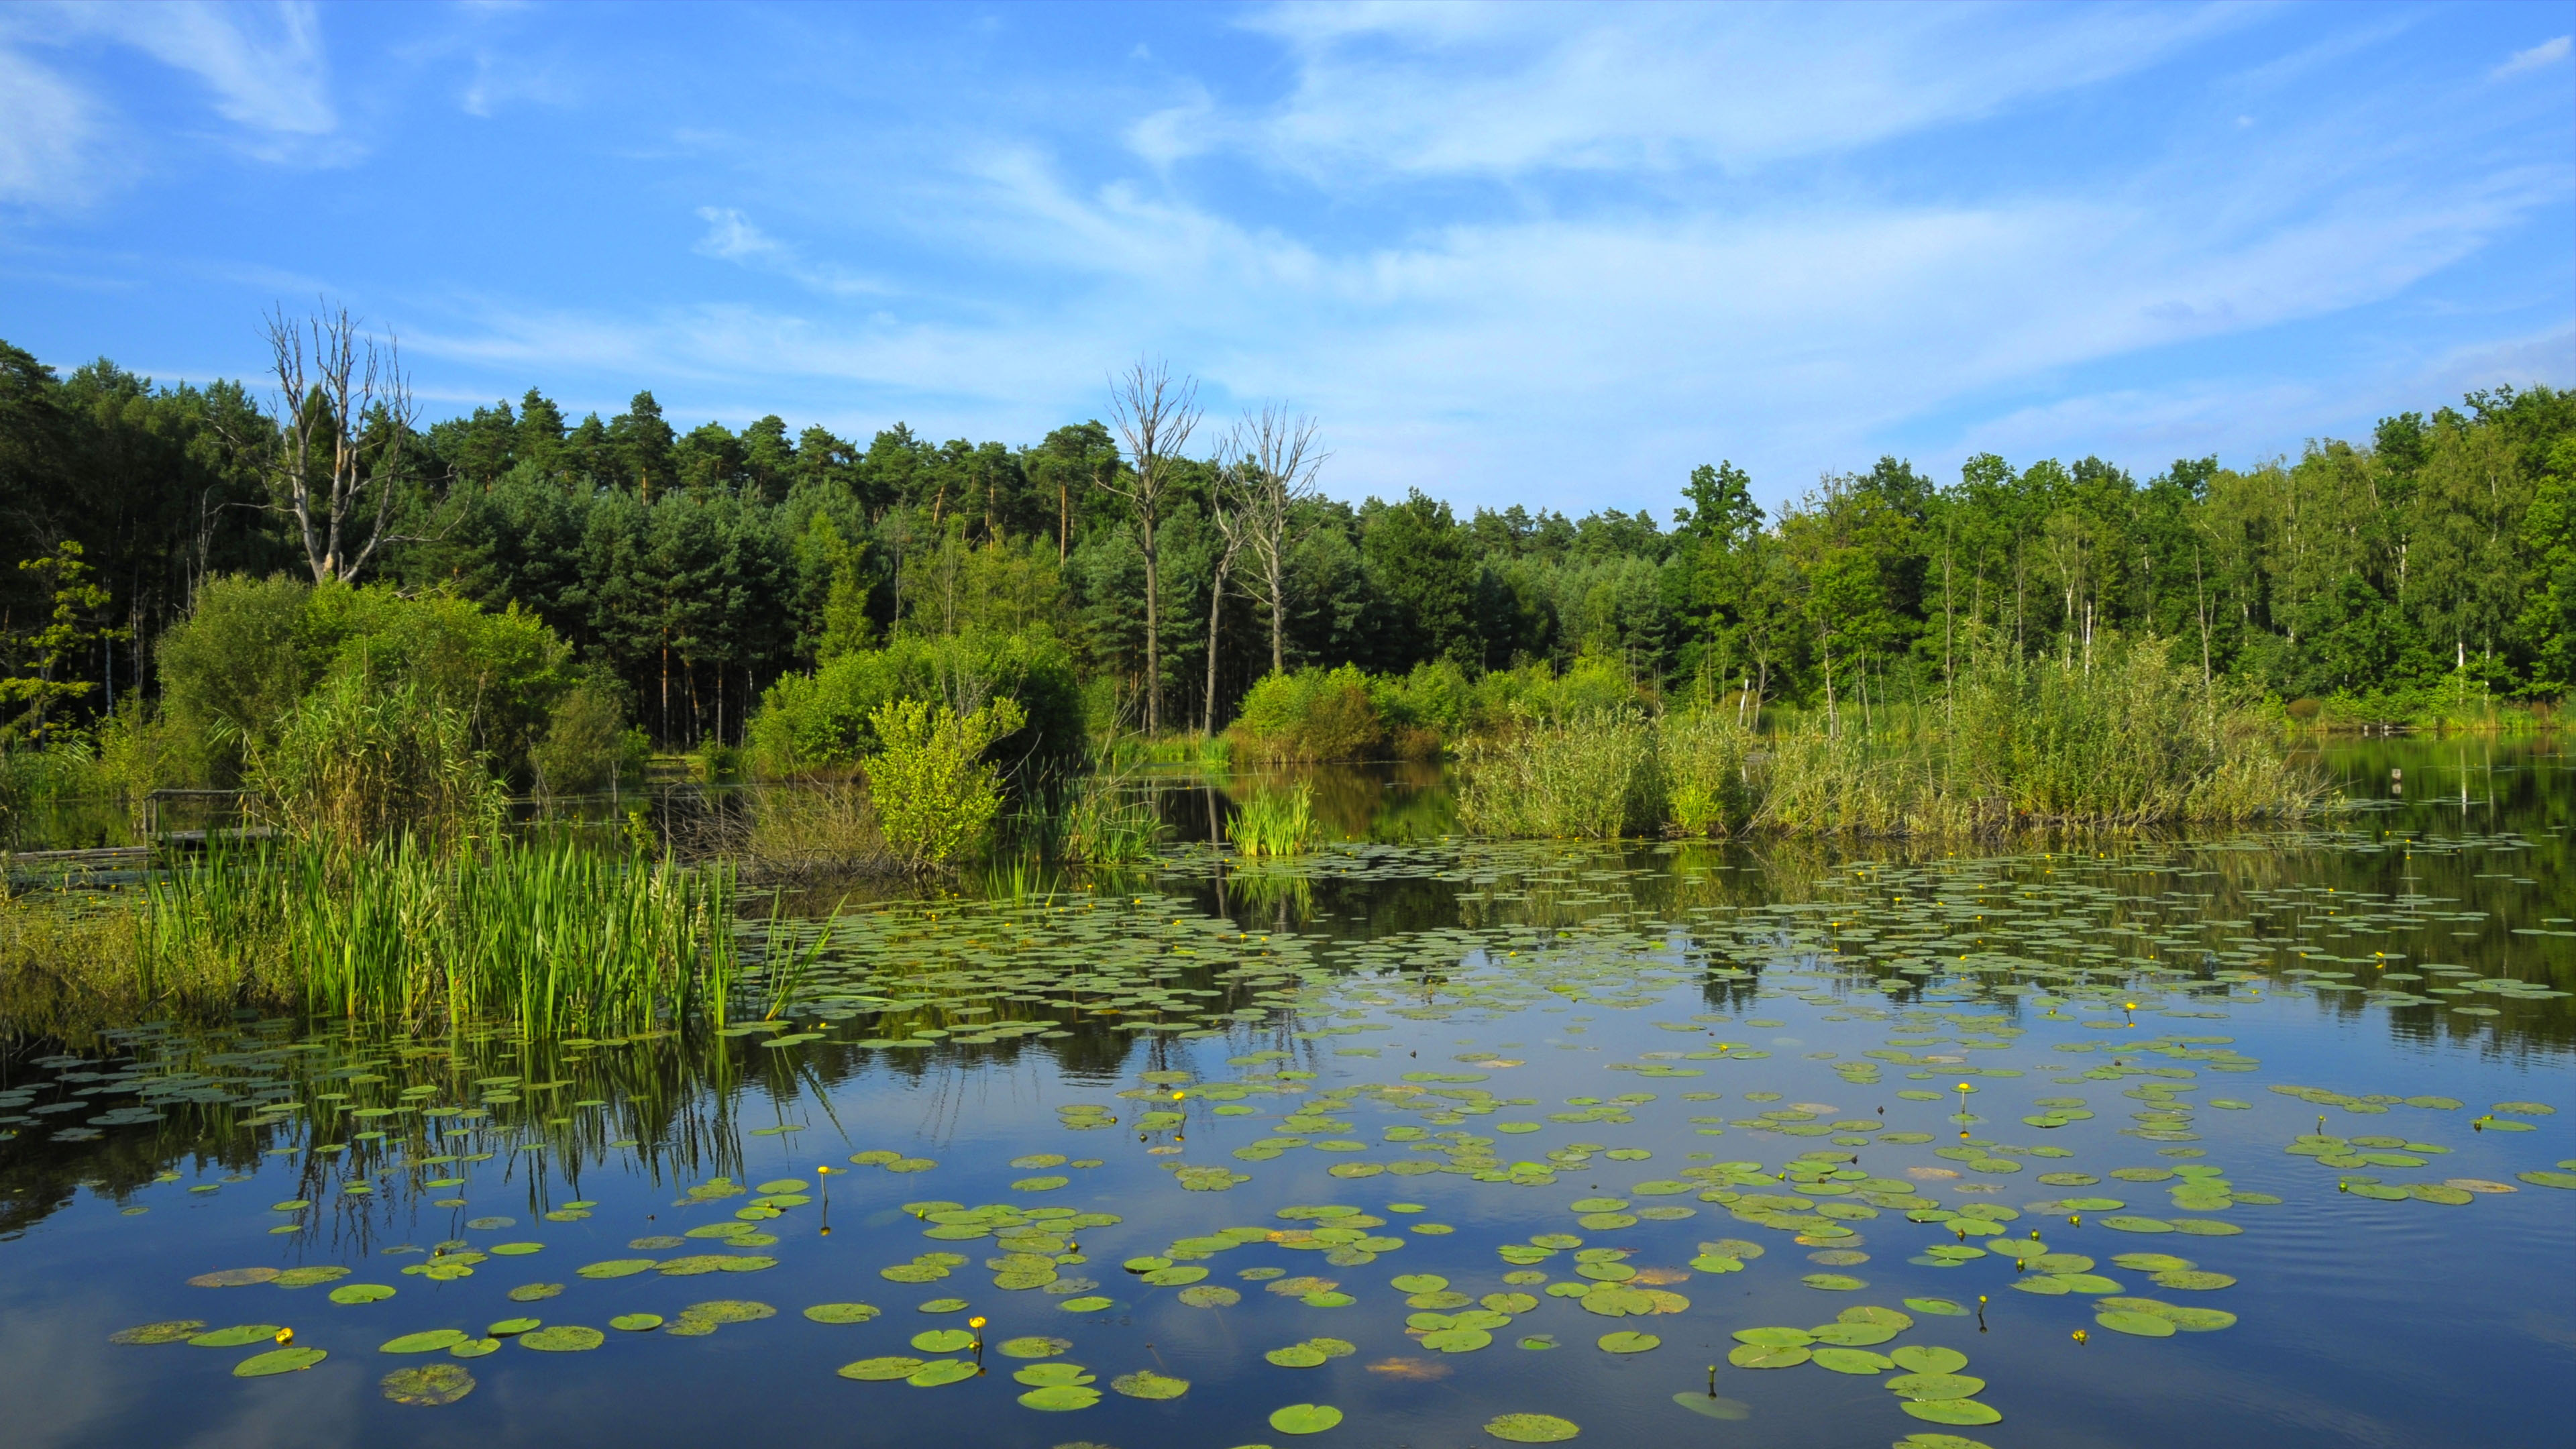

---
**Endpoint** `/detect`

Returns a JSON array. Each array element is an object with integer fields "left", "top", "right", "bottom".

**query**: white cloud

[
  {"left": 66, "top": 1, "right": 337, "bottom": 146},
  {"left": 2495, "top": 35, "right": 2571, "bottom": 78},
  {"left": 1238, "top": 2, "right": 2249, "bottom": 178},
  {"left": 0, "top": 48, "right": 97, "bottom": 206},
  {"left": 690, "top": 207, "right": 890, "bottom": 298}
]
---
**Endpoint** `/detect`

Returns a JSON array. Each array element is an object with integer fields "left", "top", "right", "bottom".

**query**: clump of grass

[
  {"left": 1456, "top": 710, "right": 1664, "bottom": 839},
  {"left": 733, "top": 780, "right": 893, "bottom": 878},
  {"left": 1044, "top": 763, "right": 1166, "bottom": 865},
  {"left": 142, "top": 836, "right": 740, "bottom": 1033},
  {"left": 1458, "top": 635, "right": 2331, "bottom": 839},
  {"left": 1228, "top": 784, "right": 1318, "bottom": 858}
]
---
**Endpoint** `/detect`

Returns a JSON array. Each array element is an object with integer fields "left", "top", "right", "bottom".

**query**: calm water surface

[{"left": 2, "top": 738, "right": 2569, "bottom": 1449}]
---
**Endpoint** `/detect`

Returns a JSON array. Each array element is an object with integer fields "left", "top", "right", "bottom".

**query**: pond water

[{"left": 2, "top": 738, "right": 2570, "bottom": 1449}]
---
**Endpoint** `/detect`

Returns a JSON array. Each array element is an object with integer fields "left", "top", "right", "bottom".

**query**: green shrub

[
  {"left": 863, "top": 695, "right": 1028, "bottom": 871},
  {"left": 1228, "top": 665, "right": 1383, "bottom": 762},
  {"left": 749, "top": 628, "right": 1081, "bottom": 780},
  {"left": 530, "top": 678, "right": 638, "bottom": 796},
  {"left": 159, "top": 576, "right": 578, "bottom": 783},
  {"left": 240, "top": 674, "right": 507, "bottom": 849}
]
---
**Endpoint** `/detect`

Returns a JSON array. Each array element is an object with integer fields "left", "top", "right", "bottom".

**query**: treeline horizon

[{"left": 3, "top": 326, "right": 2571, "bottom": 753}]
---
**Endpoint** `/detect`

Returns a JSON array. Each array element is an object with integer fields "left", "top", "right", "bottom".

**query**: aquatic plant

[
  {"left": 140, "top": 835, "right": 739, "bottom": 1032},
  {"left": 1228, "top": 783, "right": 1318, "bottom": 858}
]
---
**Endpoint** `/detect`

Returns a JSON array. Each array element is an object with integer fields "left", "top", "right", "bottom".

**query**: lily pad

[
  {"left": 1891, "top": 1345, "right": 1971, "bottom": 1375},
  {"left": 1112, "top": 1370, "right": 1190, "bottom": 1399},
  {"left": 1887, "top": 1372, "right": 1986, "bottom": 1399},
  {"left": 1727, "top": 1343, "right": 1810, "bottom": 1368},
  {"left": 611, "top": 1314, "right": 664, "bottom": 1331},
  {"left": 999, "top": 1336, "right": 1071, "bottom": 1358},
  {"left": 1485, "top": 1413, "right": 1582, "bottom": 1442},
  {"left": 1269, "top": 1403, "right": 1344, "bottom": 1435},
  {"left": 912, "top": 1328, "right": 976, "bottom": 1352},
  {"left": 1597, "top": 1330, "right": 1661, "bottom": 1354},
  {"left": 838, "top": 1356, "right": 926, "bottom": 1381},
  {"left": 1902, "top": 1399, "right": 2002, "bottom": 1427},
  {"left": 382, "top": 1330, "right": 470, "bottom": 1354},
  {"left": 380, "top": 1363, "right": 475, "bottom": 1405},
  {"left": 906, "top": 1358, "right": 977, "bottom": 1387},
  {"left": 329, "top": 1284, "right": 396, "bottom": 1305},
  {"left": 519, "top": 1325, "right": 604, "bottom": 1352},
  {"left": 1018, "top": 1384, "right": 1099, "bottom": 1410},
  {"left": 2094, "top": 1309, "right": 2177, "bottom": 1338},
  {"left": 1671, "top": 1392, "right": 1752, "bottom": 1419},
  {"left": 804, "top": 1303, "right": 881, "bottom": 1324},
  {"left": 1813, "top": 1347, "right": 1896, "bottom": 1374},
  {"left": 110, "top": 1321, "right": 205, "bottom": 1345},
  {"left": 233, "top": 1346, "right": 327, "bottom": 1377}
]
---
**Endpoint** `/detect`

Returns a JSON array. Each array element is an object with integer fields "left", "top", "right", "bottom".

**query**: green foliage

[
  {"left": 531, "top": 678, "right": 642, "bottom": 795},
  {"left": 749, "top": 629, "right": 1080, "bottom": 779},
  {"left": 863, "top": 696, "right": 1028, "bottom": 871},
  {"left": 239, "top": 674, "right": 507, "bottom": 849},
  {"left": 1457, "top": 710, "right": 1666, "bottom": 839},
  {"left": 1228, "top": 784, "right": 1317, "bottom": 858},
  {"left": 158, "top": 576, "right": 586, "bottom": 784},
  {"left": 1229, "top": 665, "right": 1382, "bottom": 763},
  {"left": 2, "top": 541, "right": 125, "bottom": 743},
  {"left": 143, "top": 836, "right": 739, "bottom": 1031},
  {"left": 1457, "top": 635, "right": 2323, "bottom": 839}
]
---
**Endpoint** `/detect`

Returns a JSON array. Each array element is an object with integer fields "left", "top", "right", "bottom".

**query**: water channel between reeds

[{"left": 1, "top": 737, "right": 2569, "bottom": 1449}]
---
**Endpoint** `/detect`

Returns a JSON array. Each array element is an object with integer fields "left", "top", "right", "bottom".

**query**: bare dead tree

[
  {"left": 1104, "top": 358, "right": 1201, "bottom": 735},
  {"left": 1232, "top": 402, "right": 1326, "bottom": 676},
  {"left": 1203, "top": 456, "right": 1250, "bottom": 736},
  {"left": 259, "top": 303, "right": 423, "bottom": 584}
]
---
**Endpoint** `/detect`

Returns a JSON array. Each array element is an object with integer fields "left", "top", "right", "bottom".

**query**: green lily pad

[
  {"left": 1597, "top": 1330, "right": 1661, "bottom": 1354},
  {"left": 487, "top": 1317, "right": 541, "bottom": 1336},
  {"left": 189, "top": 1325, "right": 283, "bottom": 1348},
  {"left": 233, "top": 1346, "right": 327, "bottom": 1377},
  {"left": 1801, "top": 1273, "right": 1866, "bottom": 1291},
  {"left": 906, "top": 1358, "right": 977, "bottom": 1387},
  {"left": 2095, "top": 1309, "right": 2177, "bottom": 1337},
  {"left": 1902, "top": 1399, "right": 2002, "bottom": 1426},
  {"left": 488, "top": 1243, "right": 544, "bottom": 1256},
  {"left": 520, "top": 1325, "right": 604, "bottom": 1352},
  {"left": 1390, "top": 1274, "right": 1449, "bottom": 1293},
  {"left": 1732, "top": 1327, "right": 1814, "bottom": 1348},
  {"left": 804, "top": 1303, "right": 880, "bottom": 1324},
  {"left": 1891, "top": 1345, "right": 1970, "bottom": 1375},
  {"left": 1423, "top": 1328, "right": 1494, "bottom": 1352},
  {"left": 273, "top": 1266, "right": 350, "bottom": 1287},
  {"left": 999, "top": 1336, "right": 1071, "bottom": 1358},
  {"left": 1112, "top": 1370, "right": 1190, "bottom": 1399},
  {"left": 2151, "top": 1270, "right": 2235, "bottom": 1291},
  {"left": 1269, "top": 1403, "right": 1344, "bottom": 1435},
  {"left": 1058, "top": 1295, "right": 1114, "bottom": 1313},
  {"left": 1671, "top": 1391, "right": 1752, "bottom": 1419},
  {"left": 1267, "top": 1343, "right": 1330, "bottom": 1367},
  {"left": 912, "top": 1328, "right": 976, "bottom": 1352},
  {"left": 1813, "top": 1347, "right": 1896, "bottom": 1374},
  {"left": 1727, "top": 1343, "right": 1809, "bottom": 1368},
  {"left": 1179, "top": 1285, "right": 1241, "bottom": 1307},
  {"left": 610, "top": 1314, "right": 663, "bottom": 1331},
  {"left": 577, "top": 1259, "right": 656, "bottom": 1279},
  {"left": 111, "top": 1321, "right": 205, "bottom": 1345},
  {"left": 1887, "top": 1373, "right": 1986, "bottom": 1399},
  {"left": 382, "top": 1330, "right": 470, "bottom": 1354},
  {"left": 328, "top": 1284, "right": 396, "bottom": 1305},
  {"left": 1018, "top": 1384, "right": 1099, "bottom": 1410},
  {"left": 839, "top": 1356, "right": 925, "bottom": 1381},
  {"left": 449, "top": 1338, "right": 500, "bottom": 1358},
  {"left": 1485, "top": 1413, "right": 1581, "bottom": 1442},
  {"left": 380, "top": 1363, "right": 475, "bottom": 1405},
  {"left": 1904, "top": 1297, "right": 1968, "bottom": 1316}
]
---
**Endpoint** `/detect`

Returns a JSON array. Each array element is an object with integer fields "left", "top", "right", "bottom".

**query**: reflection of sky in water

[{"left": 0, "top": 737, "right": 2568, "bottom": 1446}]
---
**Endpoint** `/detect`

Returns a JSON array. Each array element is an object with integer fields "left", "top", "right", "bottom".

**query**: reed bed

[
  {"left": 1458, "top": 639, "right": 2332, "bottom": 840},
  {"left": 1228, "top": 783, "right": 1319, "bottom": 857},
  {"left": 143, "top": 837, "right": 741, "bottom": 1034}
]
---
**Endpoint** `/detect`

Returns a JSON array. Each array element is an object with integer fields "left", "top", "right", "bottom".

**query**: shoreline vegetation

[{"left": 0, "top": 323, "right": 2567, "bottom": 1034}]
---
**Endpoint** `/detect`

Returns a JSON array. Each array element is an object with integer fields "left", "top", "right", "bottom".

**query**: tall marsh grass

[
  {"left": 143, "top": 837, "right": 741, "bottom": 1032},
  {"left": 1228, "top": 784, "right": 1318, "bottom": 857},
  {"left": 1458, "top": 637, "right": 2331, "bottom": 839}
]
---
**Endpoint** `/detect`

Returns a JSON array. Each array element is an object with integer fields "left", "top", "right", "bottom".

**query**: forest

[{"left": 2, "top": 325, "right": 2570, "bottom": 796}]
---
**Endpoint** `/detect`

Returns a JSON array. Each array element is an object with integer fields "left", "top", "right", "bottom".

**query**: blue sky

[{"left": 3, "top": 2, "right": 2570, "bottom": 516}]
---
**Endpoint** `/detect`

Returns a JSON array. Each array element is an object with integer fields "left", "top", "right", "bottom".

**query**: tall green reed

[
  {"left": 144, "top": 835, "right": 740, "bottom": 1034},
  {"left": 1228, "top": 782, "right": 1318, "bottom": 857}
]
